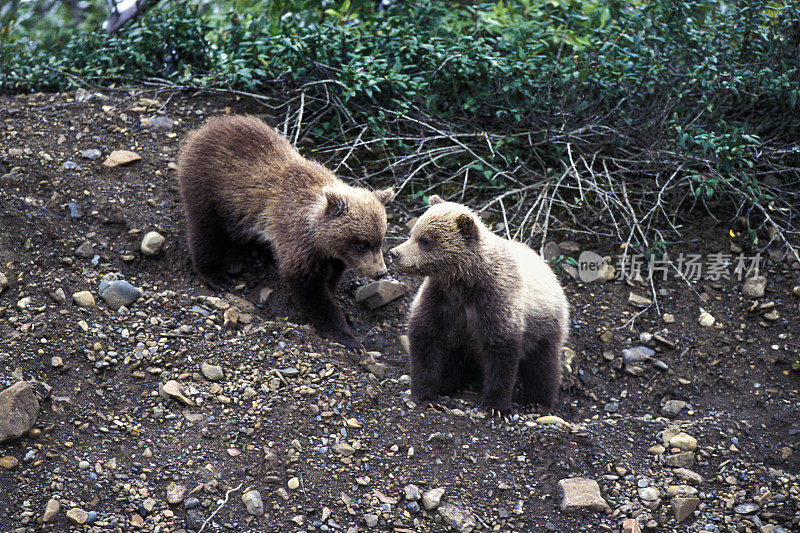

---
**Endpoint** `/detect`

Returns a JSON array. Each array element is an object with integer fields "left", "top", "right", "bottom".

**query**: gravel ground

[{"left": 0, "top": 88, "right": 799, "bottom": 532}]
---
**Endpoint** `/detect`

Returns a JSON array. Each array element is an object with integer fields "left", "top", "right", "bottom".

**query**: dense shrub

[{"left": 2, "top": 0, "right": 799, "bottom": 249}]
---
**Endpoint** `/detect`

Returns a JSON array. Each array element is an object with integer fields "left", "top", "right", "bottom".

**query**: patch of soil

[{"left": 0, "top": 89, "right": 798, "bottom": 532}]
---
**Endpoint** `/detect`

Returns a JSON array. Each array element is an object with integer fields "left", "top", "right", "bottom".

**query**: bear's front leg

[
  {"left": 408, "top": 317, "right": 447, "bottom": 405},
  {"left": 282, "top": 261, "right": 364, "bottom": 354},
  {"left": 479, "top": 335, "right": 521, "bottom": 415}
]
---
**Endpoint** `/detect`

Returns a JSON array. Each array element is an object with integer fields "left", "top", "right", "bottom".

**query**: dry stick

[
  {"left": 334, "top": 125, "right": 369, "bottom": 173},
  {"left": 198, "top": 482, "right": 244, "bottom": 533},
  {"left": 292, "top": 91, "right": 306, "bottom": 146},
  {"left": 499, "top": 198, "right": 512, "bottom": 240}
]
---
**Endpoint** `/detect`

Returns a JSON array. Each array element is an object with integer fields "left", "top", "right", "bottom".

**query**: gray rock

[
  {"left": 542, "top": 242, "right": 562, "bottom": 262},
  {"left": 621, "top": 346, "right": 655, "bottom": 363},
  {"left": 201, "top": 362, "right": 224, "bottom": 382},
  {"left": 638, "top": 487, "right": 660, "bottom": 501},
  {"left": 734, "top": 502, "right": 759, "bottom": 514},
  {"left": 558, "top": 477, "right": 611, "bottom": 514},
  {"left": 673, "top": 468, "right": 704, "bottom": 485},
  {"left": 242, "top": 489, "right": 265, "bottom": 517},
  {"left": 672, "top": 497, "right": 699, "bottom": 523},
  {"left": 437, "top": 503, "right": 476, "bottom": 533},
  {"left": 0, "top": 272, "right": 8, "bottom": 292},
  {"left": 141, "top": 231, "right": 165, "bottom": 256},
  {"left": 422, "top": 487, "right": 445, "bottom": 510},
  {"left": 355, "top": 280, "right": 407, "bottom": 309},
  {"left": 141, "top": 115, "right": 174, "bottom": 131},
  {"left": 661, "top": 399, "right": 687, "bottom": 418},
  {"left": 81, "top": 149, "right": 102, "bottom": 160},
  {"left": 664, "top": 452, "right": 695, "bottom": 468},
  {"left": 74, "top": 241, "right": 95, "bottom": 258},
  {"left": 166, "top": 482, "right": 186, "bottom": 504},
  {"left": 0, "top": 381, "right": 39, "bottom": 442},
  {"left": 404, "top": 484, "right": 420, "bottom": 501},
  {"left": 332, "top": 442, "right": 355, "bottom": 456},
  {"left": 364, "top": 514, "right": 379, "bottom": 527},
  {"left": 62, "top": 160, "right": 79, "bottom": 170},
  {"left": 98, "top": 279, "right": 140, "bottom": 311}
]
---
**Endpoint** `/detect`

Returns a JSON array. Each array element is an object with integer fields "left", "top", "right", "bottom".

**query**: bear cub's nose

[{"left": 388, "top": 247, "right": 399, "bottom": 259}]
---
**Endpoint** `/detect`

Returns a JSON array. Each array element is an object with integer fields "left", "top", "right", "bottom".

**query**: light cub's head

[
  {"left": 314, "top": 184, "right": 394, "bottom": 279},
  {"left": 389, "top": 195, "right": 483, "bottom": 277}
]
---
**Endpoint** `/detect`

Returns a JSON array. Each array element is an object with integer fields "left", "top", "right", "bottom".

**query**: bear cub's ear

[
  {"left": 373, "top": 188, "right": 394, "bottom": 205},
  {"left": 324, "top": 187, "right": 348, "bottom": 217},
  {"left": 456, "top": 213, "right": 477, "bottom": 240},
  {"left": 428, "top": 194, "right": 445, "bottom": 206}
]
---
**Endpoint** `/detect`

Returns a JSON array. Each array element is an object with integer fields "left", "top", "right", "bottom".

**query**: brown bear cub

[
  {"left": 177, "top": 115, "right": 393, "bottom": 352},
  {"left": 389, "top": 196, "right": 569, "bottom": 414}
]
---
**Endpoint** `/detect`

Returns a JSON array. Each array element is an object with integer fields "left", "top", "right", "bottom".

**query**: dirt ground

[{"left": 0, "top": 88, "right": 798, "bottom": 532}]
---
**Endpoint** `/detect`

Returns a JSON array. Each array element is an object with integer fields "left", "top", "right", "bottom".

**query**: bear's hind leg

[
  {"left": 518, "top": 338, "right": 562, "bottom": 410},
  {"left": 439, "top": 347, "right": 479, "bottom": 397}
]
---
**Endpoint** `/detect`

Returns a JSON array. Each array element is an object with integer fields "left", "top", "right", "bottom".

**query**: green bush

[{"left": 2, "top": 0, "right": 799, "bottom": 249}]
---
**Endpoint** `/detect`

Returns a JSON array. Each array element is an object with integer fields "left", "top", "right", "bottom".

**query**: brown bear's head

[
  {"left": 313, "top": 184, "right": 394, "bottom": 279},
  {"left": 389, "top": 195, "right": 483, "bottom": 278}
]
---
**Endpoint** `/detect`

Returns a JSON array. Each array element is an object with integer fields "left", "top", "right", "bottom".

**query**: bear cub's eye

[
  {"left": 357, "top": 240, "right": 371, "bottom": 252},
  {"left": 418, "top": 236, "right": 431, "bottom": 247}
]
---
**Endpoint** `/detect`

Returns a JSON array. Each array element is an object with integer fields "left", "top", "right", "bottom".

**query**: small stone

[
  {"left": 288, "top": 477, "right": 300, "bottom": 490},
  {"left": 166, "top": 482, "right": 186, "bottom": 504},
  {"left": 49, "top": 288, "right": 66, "bottom": 304},
  {"left": 672, "top": 497, "right": 700, "bottom": 523},
  {"left": 662, "top": 313, "right": 676, "bottom": 323},
  {"left": 542, "top": 242, "right": 561, "bottom": 262},
  {"left": 141, "top": 231, "right": 165, "bottom": 255},
  {"left": 647, "top": 444, "right": 665, "bottom": 455},
  {"left": 664, "top": 452, "right": 695, "bottom": 468},
  {"left": 0, "top": 272, "right": 8, "bottom": 292},
  {"left": 355, "top": 280, "right": 407, "bottom": 309},
  {"left": 628, "top": 292, "right": 652, "bottom": 308},
  {"left": 734, "top": 502, "right": 759, "bottom": 514},
  {"left": 332, "top": 442, "right": 356, "bottom": 456},
  {"left": 0, "top": 455, "right": 19, "bottom": 469},
  {"left": 81, "top": 149, "right": 102, "bottom": 160},
  {"left": 673, "top": 468, "right": 704, "bottom": 485},
  {"left": 98, "top": 279, "right": 140, "bottom": 311},
  {"left": 74, "top": 241, "right": 95, "bottom": 258},
  {"left": 0, "top": 381, "right": 39, "bottom": 442},
  {"left": 201, "top": 362, "right": 224, "bottom": 382},
  {"left": 258, "top": 287, "right": 274, "bottom": 304},
  {"left": 130, "top": 514, "right": 143, "bottom": 527},
  {"left": 669, "top": 432, "right": 698, "bottom": 451},
  {"left": 42, "top": 499, "right": 61, "bottom": 522},
  {"left": 399, "top": 335, "right": 410, "bottom": 354},
  {"left": 141, "top": 116, "right": 174, "bottom": 131},
  {"left": 364, "top": 514, "right": 379, "bottom": 527},
  {"left": 742, "top": 272, "right": 767, "bottom": 298},
  {"left": 66, "top": 508, "right": 89, "bottom": 525},
  {"left": 223, "top": 308, "right": 239, "bottom": 328},
  {"left": 103, "top": 149, "right": 141, "bottom": 167},
  {"left": 242, "top": 490, "right": 265, "bottom": 517},
  {"left": 698, "top": 312, "right": 715, "bottom": 327},
  {"left": 422, "top": 487, "right": 445, "bottom": 510},
  {"left": 638, "top": 487, "right": 660, "bottom": 501},
  {"left": 621, "top": 346, "right": 655, "bottom": 363},
  {"left": 661, "top": 400, "right": 687, "bottom": 418},
  {"left": 536, "top": 415, "right": 568, "bottom": 426},
  {"left": 622, "top": 518, "right": 641, "bottom": 533},
  {"left": 558, "top": 477, "right": 611, "bottom": 514},
  {"left": 72, "top": 290, "right": 95, "bottom": 308},
  {"left": 437, "top": 503, "right": 476, "bottom": 533},
  {"left": 158, "top": 381, "right": 194, "bottom": 406},
  {"left": 403, "top": 484, "right": 420, "bottom": 501}
]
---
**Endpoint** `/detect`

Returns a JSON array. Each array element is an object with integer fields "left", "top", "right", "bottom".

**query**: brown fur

[
  {"left": 389, "top": 195, "right": 569, "bottom": 412},
  {"left": 176, "top": 115, "right": 393, "bottom": 352}
]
